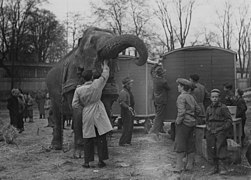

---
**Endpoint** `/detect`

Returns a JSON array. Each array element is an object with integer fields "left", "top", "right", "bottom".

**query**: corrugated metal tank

[
  {"left": 112, "top": 55, "right": 155, "bottom": 116},
  {"left": 161, "top": 46, "right": 237, "bottom": 120}
]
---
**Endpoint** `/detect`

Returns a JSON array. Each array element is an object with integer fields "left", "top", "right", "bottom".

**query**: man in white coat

[{"left": 72, "top": 60, "right": 113, "bottom": 168}]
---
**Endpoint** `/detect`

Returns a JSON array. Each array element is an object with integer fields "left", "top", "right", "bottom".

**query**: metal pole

[{"left": 248, "top": 37, "right": 251, "bottom": 86}]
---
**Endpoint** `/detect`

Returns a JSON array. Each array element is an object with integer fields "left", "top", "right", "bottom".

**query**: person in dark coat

[
  {"left": 35, "top": 90, "right": 46, "bottom": 119},
  {"left": 189, "top": 74, "right": 210, "bottom": 124},
  {"left": 234, "top": 89, "right": 247, "bottom": 146},
  {"left": 205, "top": 89, "right": 232, "bottom": 175},
  {"left": 16, "top": 89, "right": 25, "bottom": 133},
  {"left": 220, "top": 83, "right": 235, "bottom": 106},
  {"left": 173, "top": 78, "right": 201, "bottom": 173},
  {"left": 25, "top": 93, "right": 34, "bottom": 123},
  {"left": 23, "top": 93, "right": 29, "bottom": 122},
  {"left": 246, "top": 143, "right": 251, "bottom": 166},
  {"left": 118, "top": 77, "right": 135, "bottom": 146},
  {"left": 149, "top": 64, "right": 170, "bottom": 139},
  {"left": 7, "top": 89, "right": 19, "bottom": 128}
]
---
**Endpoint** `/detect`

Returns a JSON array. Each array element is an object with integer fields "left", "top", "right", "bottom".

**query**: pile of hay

[{"left": 1, "top": 123, "right": 18, "bottom": 144}]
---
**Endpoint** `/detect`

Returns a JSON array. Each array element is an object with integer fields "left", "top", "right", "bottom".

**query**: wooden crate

[{"left": 195, "top": 125, "right": 206, "bottom": 157}]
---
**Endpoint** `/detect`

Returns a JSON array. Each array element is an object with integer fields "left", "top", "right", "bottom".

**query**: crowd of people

[
  {"left": 147, "top": 64, "right": 248, "bottom": 174},
  {"left": 5, "top": 60, "right": 249, "bottom": 173},
  {"left": 7, "top": 89, "right": 55, "bottom": 133}
]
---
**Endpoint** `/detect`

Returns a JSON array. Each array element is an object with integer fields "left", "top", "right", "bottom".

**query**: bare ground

[{"left": 0, "top": 109, "right": 251, "bottom": 180}]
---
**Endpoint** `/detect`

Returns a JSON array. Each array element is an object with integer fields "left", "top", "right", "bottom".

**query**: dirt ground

[{"left": 0, "top": 108, "right": 251, "bottom": 180}]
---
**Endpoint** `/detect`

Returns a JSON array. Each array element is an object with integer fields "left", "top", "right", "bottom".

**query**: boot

[
  {"left": 185, "top": 153, "right": 195, "bottom": 171},
  {"left": 173, "top": 152, "right": 185, "bottom": 173},
  {"left": 207, "top": 159, "right": 219, "bottom": 175},
  {"left": 218, "top": 160, "right": 228, "bottom": 175},
  {"left": 98, "top": 160, "right": 106, "bottom": 168}
]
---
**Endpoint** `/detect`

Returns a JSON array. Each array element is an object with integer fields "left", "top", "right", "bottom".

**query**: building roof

[{"left": 161, "top": 45, "right": 237, "bottom": 58}]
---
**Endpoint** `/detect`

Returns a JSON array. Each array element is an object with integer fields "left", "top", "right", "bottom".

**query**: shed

[
  {"left": 112, "top": 55, "right": 155, "bottom": 116},
  {"left": 161, "top": 46, "right": 237, "bottom": 120}
]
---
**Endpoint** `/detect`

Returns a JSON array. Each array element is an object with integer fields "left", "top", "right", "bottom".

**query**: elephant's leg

[
  {"left": 101, "top": 94, "right": 118, "bottom": 146},
  {"left": 72, "top": 108, "right": 84, "bottom": 158},
  {"left": 101, "top": 94, "right": 118, "bottom": 125},
  {"left": 63, "top": 90, "right": 84, "bottom": 158},
  {"left": 51, "top": 99, "right": 63, "bottom": 150}
]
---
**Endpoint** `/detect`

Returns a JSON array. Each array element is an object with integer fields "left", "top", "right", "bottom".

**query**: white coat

[{"left": 72, "top": 67, "right": 113, "bottom": 138}]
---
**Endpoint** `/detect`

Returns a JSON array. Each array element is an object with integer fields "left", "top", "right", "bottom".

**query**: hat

[
  {"left": 223, "top": 82, "right": 233, "bottom": 90},
  {"left": 211, "top": 89, "right": 221, "bottom": 94},
  {"left": 237, "top": 89, "right": 244, "bottom": 96},
  {"left": 176, "top": 78, "right": 192, "bottom": 87},
  {"left": 122, "top": 77, "right": 134, "bottom": 85},
  {"left": 190, "top": 74, "right": 200, "bottom": 82},
  {"left": 11, "top": 88, "right": 19, "bottom": 96}
]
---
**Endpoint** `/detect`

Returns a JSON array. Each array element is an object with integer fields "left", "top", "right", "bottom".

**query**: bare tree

[
  {"left": 236, "top": 5, "right": 251, "bottom": 78},
  {"left": 216, "top": 1, "right": 233, "bottom": 49},
  {"left": 90, "top": 0, "right": 128, "bottom": 35},
  {"left": 126, "top": 0, "right": 151, "bottom": 56},
  {"left": 174, "top": 0, "right": 195, "bottom": 48},
  {"left": 27, "top": 9, "right": 67, "bottom": 62},
  {"left": 128, "top": 0, "right": 150, "bottom": 37},
  {"left": 65, "top": 12, "right": 88, "bottom": 50},
  {"left": 155, "top": 0, "right": 176, "bottom": 51},
  {"left": 154, "top": 0, "right": 194, "bottom": 51},
  {"left": 0, "top": 0, "right": 43, "bottom": 88},
  {"left": 199, "top": 29, "right": 222, "bottom": 47},
  {"left": 0, "top": 0, "right": 11, "bottom": 76}
]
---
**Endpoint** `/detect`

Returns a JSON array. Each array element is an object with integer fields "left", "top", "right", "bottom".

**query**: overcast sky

[
  {"left": 42, "top": 0, "right": 251, "bottom": 46},
  {"left": 42, "top": 0, "right": 250, "bottom": 22}
]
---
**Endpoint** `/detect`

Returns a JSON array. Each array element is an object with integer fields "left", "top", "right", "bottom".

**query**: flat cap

[
  {"left": 176, "top": 78, "right": 192, "bottom": 87},
  {"left": 223, "top": 82, "right": 233, "bottom": 90},
  {"left": 122, "top": 77, "right": 134, "bottom": 85},
  {"left": 211, "top": 89, "right": 221, "bottom": 94},
  {"left": 190, "top": 74, "right": 200, "bottom": 82}
]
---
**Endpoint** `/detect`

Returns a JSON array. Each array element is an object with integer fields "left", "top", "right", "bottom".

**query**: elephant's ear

[{"left": 74, "top": 32, "right": 98, "bottom": 71}]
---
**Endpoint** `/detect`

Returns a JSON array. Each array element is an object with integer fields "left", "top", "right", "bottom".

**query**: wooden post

[{"left": 145, "top": 63, "right": 148, "bottom": 115}]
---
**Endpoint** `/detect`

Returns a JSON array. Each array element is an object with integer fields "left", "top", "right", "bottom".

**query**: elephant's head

[{"left": 74, "top": 27, "right": 148, "bottom": 76}]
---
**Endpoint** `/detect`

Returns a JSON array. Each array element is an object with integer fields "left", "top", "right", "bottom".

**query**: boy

[
  {"left": 205, "top": 89, "right": 232, "bottom": 175},
  {"left": 173, "top": 78, "right": 201, "bottom": 172}
]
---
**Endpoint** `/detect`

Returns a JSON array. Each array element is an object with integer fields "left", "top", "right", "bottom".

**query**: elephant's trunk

[{"left": 99, "top": 34, "right": 148, "bottom": 66}]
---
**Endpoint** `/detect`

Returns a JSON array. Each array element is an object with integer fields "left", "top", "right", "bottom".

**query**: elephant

[{"left": 46, "top": 27, "right": 148, "bottom": 151}]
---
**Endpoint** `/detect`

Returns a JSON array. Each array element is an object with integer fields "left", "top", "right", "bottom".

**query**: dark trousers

[
  {"left": 16, "top": 113, "right": 24, "bottom": 130},
  {"left": 242, "top": 118, "right": 246, "bottom": 143},
  {"left": 206, "top": 130, "right": 228, "bottom": 162},
  {"left": 84, "top": 127, "right": 108, "bottom": 163},
  {"left": 119, "top": 108, "right": 133, "bottom": 145},
  {"left": 9, "top": 111, "right": 18, "bottom": 127},
  {"left": 149, "top": 103, "right": 168, "bottom": 134}
]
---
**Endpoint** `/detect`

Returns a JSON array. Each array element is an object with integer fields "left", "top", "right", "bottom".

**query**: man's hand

[
  {"left": 128, "top": 106, "right": 133, "bottom": 111},
  {"left": 101, "top": 60, "right": 109, "bottom": 70},
  {"left": 128, "top": 107, "right": 135, "bottom": 116},
  {"left": 103, "top": 59, "right": 109, "bottom": 66}
]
